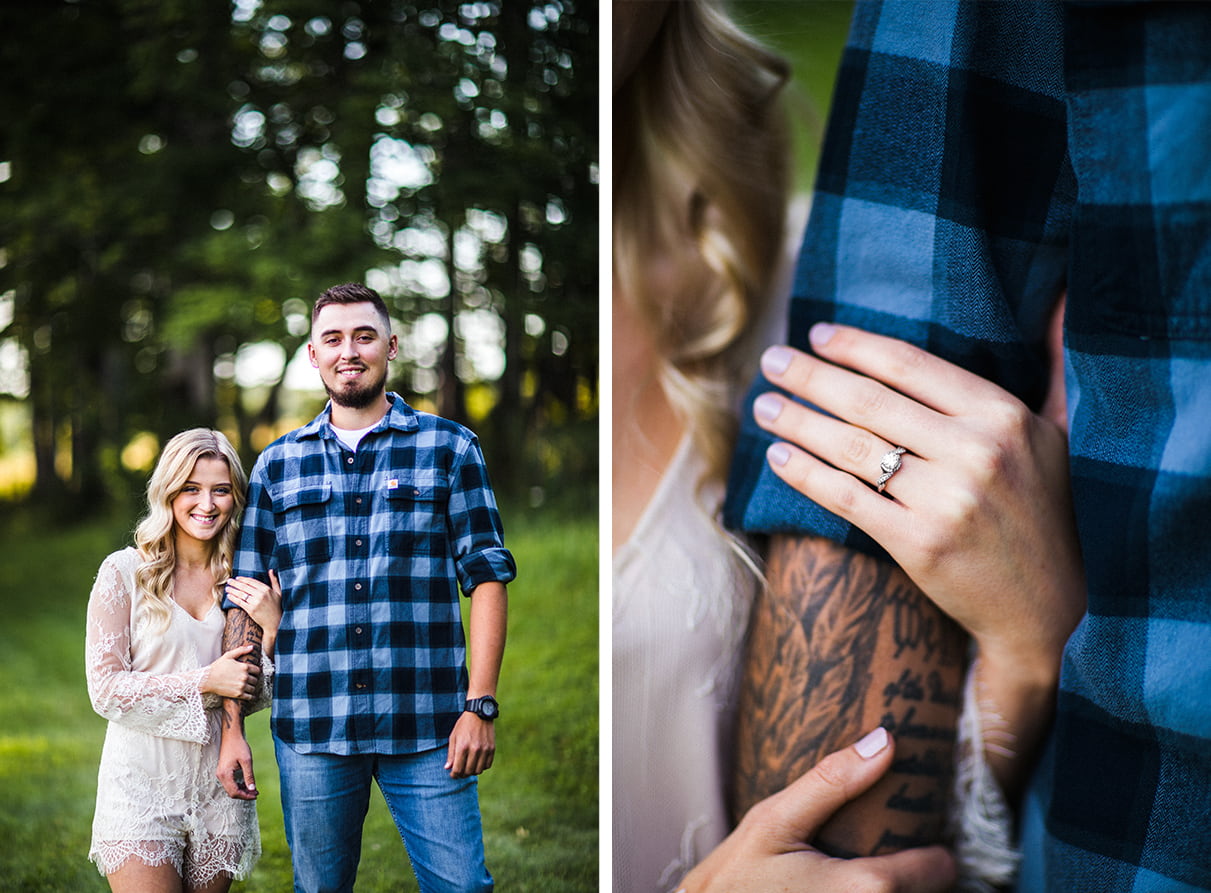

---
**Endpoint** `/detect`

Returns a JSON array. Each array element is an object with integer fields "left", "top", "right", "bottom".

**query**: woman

[
  {"left": 86, "top": 428, "right": 281, "bottom": 892},
  {"left": 612, "top": 1, "right": 792, "bottom": 888},
  {"left": 613, "top": 1, "right": 1083, "bottom": 891}
]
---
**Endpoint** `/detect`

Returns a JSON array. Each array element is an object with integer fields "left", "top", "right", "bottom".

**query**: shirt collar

[{"left": 297, "top": 392, "right": 420, "bottom": 440}]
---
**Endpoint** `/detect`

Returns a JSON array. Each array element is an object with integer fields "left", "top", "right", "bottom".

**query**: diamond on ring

[{"left": 876, "top": 446, "right": 907, "bottom": 493}]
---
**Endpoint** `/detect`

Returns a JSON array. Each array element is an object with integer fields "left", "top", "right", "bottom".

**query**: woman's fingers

[
  {"left": 226, "top": 576, "right": 273, "bottom": 605},
  {"left": 856, "top": 847, "right": 958, "bottom": 893},
  {"left": 760, "top": 345, "right": 946, "bottom": 460},
  {"left": 766, "top": 440, "right": 905, "bottom": 536},
  {"left": 755, "top": 392, "right": 917, "bottom": 495},
  {"left": 764, "top": 727, "right": 897, "bottom": 843},
  {"left": 806, "top": 323, "right": 1011, "bottom": 416}
]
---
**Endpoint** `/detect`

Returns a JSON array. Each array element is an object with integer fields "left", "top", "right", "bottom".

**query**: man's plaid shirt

[
  {"left": 231, "top": 393, "right": 516, "bottom": 755},
  {"left": 726, "top": 2, "right": 1211, "bottom": 889}
]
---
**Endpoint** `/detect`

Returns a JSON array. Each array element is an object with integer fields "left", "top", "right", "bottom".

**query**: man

[
  {"left": 217, "top": 283, "right": 515, "bottom": 892},
  {"left": 725, "top": 1, "right": 1211, "bottom": 890}
]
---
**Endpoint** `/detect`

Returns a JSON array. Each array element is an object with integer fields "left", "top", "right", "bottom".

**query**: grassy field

[{"left": 0, "top": 503, "right": 597, "bottom": 892}]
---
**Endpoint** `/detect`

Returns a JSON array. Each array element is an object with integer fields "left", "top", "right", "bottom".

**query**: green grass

[{"left": 0, "top": 504, "right": 598, "bottom": 892}]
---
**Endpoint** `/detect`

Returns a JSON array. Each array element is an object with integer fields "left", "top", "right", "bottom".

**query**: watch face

[{"left": 481, "top": 699, "right": 499, "bottom": 719}]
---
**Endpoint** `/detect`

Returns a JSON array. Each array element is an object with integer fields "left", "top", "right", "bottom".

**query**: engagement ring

[{"left": 876, "top": 446, "right": 907, "bottom": 492}]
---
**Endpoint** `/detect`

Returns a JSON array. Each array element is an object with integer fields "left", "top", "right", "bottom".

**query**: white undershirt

[{"left": 330, "top": 421, "right": 376, "bottom": 452}]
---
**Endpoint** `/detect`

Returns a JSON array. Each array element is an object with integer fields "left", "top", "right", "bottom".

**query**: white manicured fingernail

[
  {"left": 810, "top": 322, "right": 838, "bottom": 348},
  {"left": 855, "top": 726, "right": 889, "bottom": 759},
  {"left": 754, "top": 393, "right": 783, "bottom": 422},
  {"left": 761, "top": 345, "right": 794, "bottom": 377}
]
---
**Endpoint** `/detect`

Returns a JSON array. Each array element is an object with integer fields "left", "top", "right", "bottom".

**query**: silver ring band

[{"left": 876, "top": 446, "right": 907, "bottom": 493}]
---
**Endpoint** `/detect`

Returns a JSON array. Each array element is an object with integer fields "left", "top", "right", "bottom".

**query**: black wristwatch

[{"left": 465, "top": 695, "right": 500, "bottom": 721}]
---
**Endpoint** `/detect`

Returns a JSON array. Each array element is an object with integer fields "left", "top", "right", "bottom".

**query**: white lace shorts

[{"left": 89, "top": 723, "right": 260, "bottom": 885}]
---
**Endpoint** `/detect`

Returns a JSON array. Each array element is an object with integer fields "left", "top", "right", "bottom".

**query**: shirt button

[
  {"left": 347, "top": 456, "right": 354, "bottom": 465},
  {"left": 355, "top": 626, "right": 363, "bottom": 634},
  {"left": 355, "top": 683, "right": 366, "bottom": 690},
  {"left": 355, "top": 497, "right": 363, "bottom": 505},
  {"left": 354, "top": 582, "right": 363, "bottom": 591},
  {"left": 355, "top": 538, "right": 363, "bottom": 547}
]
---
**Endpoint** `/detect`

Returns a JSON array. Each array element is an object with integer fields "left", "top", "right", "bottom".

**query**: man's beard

[{"left": 324, "top": 366, "right": 388, "bottom": 409}]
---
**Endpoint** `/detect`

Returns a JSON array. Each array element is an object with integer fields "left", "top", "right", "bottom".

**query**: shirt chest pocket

[
  {"left": 385, "top": 472, "right": 450, "bottom": 557},
  {"left": 271, "top": 484, "right": 334, "bottom": 566}
]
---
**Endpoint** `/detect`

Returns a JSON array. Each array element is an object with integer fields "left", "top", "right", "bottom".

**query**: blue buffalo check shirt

[
  {"left": 231, "top": 393, "right": 516, "bottom": 756},
  {"left": 726, "top": 2, "right": 1211, "bottom": 890}
]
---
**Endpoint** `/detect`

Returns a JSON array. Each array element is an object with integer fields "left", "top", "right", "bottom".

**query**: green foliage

[
  {"left": 0, "top": 0, "right": 597, "bottom": 514},
  {"left": 732, "top": 0, "right": 855, "bottom": 193},
  {"left": 0, "top": 503, "right": 597, "bottom": 891}
]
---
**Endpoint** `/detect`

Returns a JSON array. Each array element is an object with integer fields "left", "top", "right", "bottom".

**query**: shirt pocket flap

[
  {"left": 271, "top": 483, "right": 333, "bottom": 513},
  {"left": 384, "top": 471, "right": 448, "bottom": 503}
]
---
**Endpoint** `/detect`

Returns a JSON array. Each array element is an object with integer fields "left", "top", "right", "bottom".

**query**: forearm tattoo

[
  {"left": 221, "top": 606, "right": 264, "bottom": 720},
  {"left": 731, "top": 534, "right": 966, "bottom": 856}
]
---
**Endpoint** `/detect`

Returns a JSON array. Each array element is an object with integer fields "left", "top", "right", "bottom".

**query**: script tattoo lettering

[
  {"left": 892, "top": 586, "right": 946, "bottom": 661},
  {"left": 874, "top": 826, "right": 933, "bottom": 853},
  {"left": 880, "top": 706, "right": 954, "bottom": 742},
  {"left": 883, "top": 669, "right": 925, "bottom": 707},
  {"left": 891, "top": 749, "right": 947, "bottom": 778},
  {"left": 732, "top": 534, "right": 966, "bottom": 857},
  {"left": 881, "top": 668, "right": 962, "bottom": 710},
  {"left": 927, "top": 670, "right": 961, "bottom": 707},
  {"left": 886, "top": 782, "right": 939, "bottom": 815}
]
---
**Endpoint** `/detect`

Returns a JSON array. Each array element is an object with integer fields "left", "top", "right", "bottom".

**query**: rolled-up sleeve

[{"left": 446, "top": 436, "right": 516, "bottom": 594}]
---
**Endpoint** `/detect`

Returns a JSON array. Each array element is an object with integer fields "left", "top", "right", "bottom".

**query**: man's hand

[
  {"left": 682, "top": 729, "right": 956, "bottom": 893},
  {"left": 445, "top": 710, "right": 495, "bottom": 779},
  {"left": 217, "top": 703, "right": 258, "bottom": 800}
]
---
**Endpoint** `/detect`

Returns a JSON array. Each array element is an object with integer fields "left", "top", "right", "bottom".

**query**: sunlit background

[{"left": 0, "top": 0, "right": 597, "bottom": 519}]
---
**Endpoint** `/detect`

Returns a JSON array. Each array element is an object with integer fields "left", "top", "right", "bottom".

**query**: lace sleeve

[
  {"left": 84, "top": 553, "right": 212, "bottom": 744},
  {"left": 950, "top": 663, "right": 1020, "bottom": 892},
  {"left": 246, "top": 651, "right": 274, "bottom": 716}
]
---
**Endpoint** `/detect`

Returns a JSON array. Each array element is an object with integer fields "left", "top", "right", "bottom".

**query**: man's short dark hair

[{"left": 312, "top": 283, "right": 392, "bottom": 331}]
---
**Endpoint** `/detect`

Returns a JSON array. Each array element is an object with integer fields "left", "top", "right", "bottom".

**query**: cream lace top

[
  {"left": 613, "top": 435, "right": 758, "bottom": 892},
  {"left": 85, "top": 547, "right": 271, "bottom": 885}
]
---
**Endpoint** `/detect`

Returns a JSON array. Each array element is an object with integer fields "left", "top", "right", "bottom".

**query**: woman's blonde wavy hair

[
  {"left": 614, "top": 0, "right": 791, "bottom": 493},
  {"left": 133, "top": 428, "right": 247, "bottom": 633}
]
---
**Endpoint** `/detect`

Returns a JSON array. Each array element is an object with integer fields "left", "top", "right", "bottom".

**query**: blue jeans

[{"left": 274, "top": 737, "right": 493, "bottom": 893}]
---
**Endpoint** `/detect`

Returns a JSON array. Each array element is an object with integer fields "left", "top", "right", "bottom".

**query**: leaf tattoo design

[{"left": 731, "top": 535, "right": 966, "bottom": 856}]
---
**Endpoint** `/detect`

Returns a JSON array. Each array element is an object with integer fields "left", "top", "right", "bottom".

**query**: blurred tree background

[{"left": 0, "top": 0, "right": 597, "bottom": 520}]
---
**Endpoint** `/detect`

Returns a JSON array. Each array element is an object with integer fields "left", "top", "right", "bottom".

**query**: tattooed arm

[
  {"left": 732, "top": 534, "right": 965, "bottom": 857},
  {"left": 216, "top": 606, "right": 264, "bottom": 800},
  {"left": 738, "top": 325, "right": 1084, "bottom": 854}
]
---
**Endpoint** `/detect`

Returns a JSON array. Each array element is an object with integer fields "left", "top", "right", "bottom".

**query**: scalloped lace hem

[{"left": 89, "top": 836, "right": 258, "bottom": 886}]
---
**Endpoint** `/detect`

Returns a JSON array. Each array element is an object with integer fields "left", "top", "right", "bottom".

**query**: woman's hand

[
  {"left": 753, "top": 323, "right": 1086, "bottom": 793},
  {"left": 225, "top": 571, "right": 282, "bottom": 657},
  {"left": 754, "top": 323, "right": 1084, "bottom": 677},
  {"left": 202, "top": 644, "right": 261, "bottom": 700},
  {"left": 679, "top": 728, "right": 955, "bottom": 893}
]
